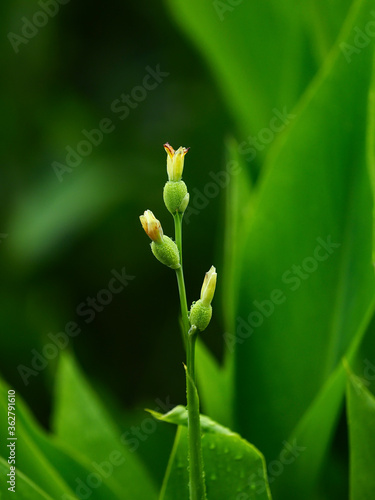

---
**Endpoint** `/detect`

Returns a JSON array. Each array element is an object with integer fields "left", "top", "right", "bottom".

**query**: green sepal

[
  {"left": 189, "top": 299, "right": 212, "bottom": 331},
  {"left": 151, "top": 236, "right": 180, "bottom": 269},
  {"left": 163, "top": 181, "right": 188, "bottom": 214}
]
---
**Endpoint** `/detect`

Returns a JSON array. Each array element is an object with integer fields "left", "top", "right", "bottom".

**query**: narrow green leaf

[
  {"left": 346, "top": 364, "right": 375, "bottom": 500},
  {"left": 22, "top": 422, "right": 123, "bottom": 500},
  {"left": 234, "top": 0, "right": 375, "bottom": 465},
  {"left": 195, "top": 339, "right": 234, "bottom": 428},
  {"left": 1, "top": 371, "right": 126, "bottom": 499},
  {"left": 0, "top": 380, "right": 77, "bottom": 499},
  {"left": 151, "top": 407, "right": 272, "bottom": 500},
  {"left": 222, "top": 138, "right": 253, "bottom": 331},
  {"left": 166, "top": 0, "right": 305, "bottom": 147},
  {"left": 195, "top": 139, "right": 251, "bottom": 430},
  {"left": 303, "top": 0, "right": 352, "bottom": 64},
  {"left": 52, "top": 352, "right": 158, "bottom": 500},
  {"left": 366, "top": 38, "right": 375, "bottom": 265},
  {"left": 0, "top": 457, "right": 53, "bottom": 499},
  {"left": 273, "top": 299, "right": 374, "bottom": 497},
  {"left": 166, "top": 0, "right": 352, "bottom": 157}
]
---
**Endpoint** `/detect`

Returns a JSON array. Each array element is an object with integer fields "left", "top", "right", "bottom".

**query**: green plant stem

[
  {"left": 186, "top": 327, "right": 206, "bottom": 500},
  {"left": 174, "top": 213, "right": 190, "bottom": 344},
  {"left": 174, "top": 212, "right": 207, "bottom": 500},
  {"left": 174, "top": 212, "right": 183, "bottom": 266}
]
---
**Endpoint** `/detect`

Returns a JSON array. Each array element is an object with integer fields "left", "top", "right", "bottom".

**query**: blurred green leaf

[
  {"left": 196, "top": 339, "right": 233, "bottom": 428},
  {"left": 166, "top": 0, "right": 351, "bottom": 159},
  {"left": 346, "top": 364, "right": 375, "bottom": 500},
  {"left": 303, "top": 0, "right": 352, "bottom": 63},
  {"left": 195, "top": 140, "right": 252, "bottom": 430},
  {"left": 0, "top": 379, "right": 77, "bottom": 499},
  {"left": 20, "top": 402, "right": 122, "bottom": 500},
  {"left": 6, "top": 165, "right": 126, "bottom": 267},
  {"left": 232, "top": 0, "right": 375, "bottom": 481},
  {"left": 166, "top": 0, "right": 307, "bottom": 149},
  {"left": 273, "top": 299, "right": 374, "bottom": 497},
  {"left": 0, "top": 457, "right": 53, "bottom": 499},
  {"left": 52, "top": 352, "right": 158, "bottom": 500},
  {"left": 150, "top": 406, "right": 272, "bottom": 499},
  {"left": 367, "top": 46, "right": 375, "bottom": 264},
  {"left": 1, "top": 375, "right": 122, "bottom": 499},
  {"left": 222, "top": 138, "right": 253, "bottom": 334}
]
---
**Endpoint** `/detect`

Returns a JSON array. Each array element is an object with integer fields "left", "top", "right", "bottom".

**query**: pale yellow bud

[
  {"left": 200, "top": 266, "right": 217, "bottom": 306},
  {"left": 139, "top": 210, "right": 163, "bottom": 243},
  {"left": 164, "top": 142, "right": 189, "bottom": 181}
]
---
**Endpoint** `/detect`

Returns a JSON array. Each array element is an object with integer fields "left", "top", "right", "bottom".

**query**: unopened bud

[
  {"left": 164, "top": 143, "right": 189, "bottom": 182},
  {"left": 200, "top": 266, "right": 217, "bottom": 306},
  {"left": 189, "top": 300, "right": 212, "bottom": 332},
  {"left": 189, "top": 266, "right": 217, "bottom": 331},
  {"left": 140, "top": 210, "right": 180, "bottom": 269},
  {"left": 139, "top": 210, "right": 163, "bottom": 243},
  {"left": 151, "top": 236, "right": 180, "bottom": 269},
  {"left": 163, "top": 181, "right": 188, "bottom": 214}
]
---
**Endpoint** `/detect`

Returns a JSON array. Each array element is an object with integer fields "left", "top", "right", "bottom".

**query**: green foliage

[
  {"left": 195, "top": 338, "right": 234, "bottom": 428},
  {"left": 150, "top": 406, "right": 272, "bottom": 500},
  {"left": 231, "top": 0, "right": 375, "bottom": 493},
  {"left": 1, "top": 0, "right": 375, "bottom": 498},
  {"left": 0, "top": 457, "right": 53, "bottom": 499},
  {"left": 52, "top": 353, "right": 158, "bottom": 500},
  {"left": 346, "top": 365, "right": 375, "bottom": 500}
]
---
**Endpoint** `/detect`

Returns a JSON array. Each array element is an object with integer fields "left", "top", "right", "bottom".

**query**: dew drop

[
  {"left": 234, "top": 454, "right": 243, "bottom": 460},
  {"left": 209, "top": 443, "right": 216, "bottom": 450},
  {"left": 210, "top": 473, "right": 217, "bottom": 481}
]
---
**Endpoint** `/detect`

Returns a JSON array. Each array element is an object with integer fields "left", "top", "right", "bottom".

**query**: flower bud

[
  {"left": 139, "top": 210, "right": 163, "bottom": 243},
  {"left": 178, "top": 193, "right": 190, "bottom": 213},
  {"left": 200, "top": 266, "right": 217, "bottom": 306},
  {"left": 140, "top": 210, "right": 180, "bottom": 269},
  {"left": 164, "top": 143, "right": 189, "bottom": 182},
  {"left": 163, "top": 180, "right": 188, "bottom": 214},
  {"left": 151, "top": 236, "right": 180, "bottom": 269},
  {"left": 189, "top": 300, "right": 212, "bottom": 332},
  {"left": 189, "top": 266, "right": 217, "bottom": 331}
]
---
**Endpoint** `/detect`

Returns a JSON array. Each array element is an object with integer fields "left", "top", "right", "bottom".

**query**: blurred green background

[
  {"left": 1, "top": 0, "right": 375, "bottom": 498},
  {"left": 0, "top": 0, "right": 231, "bottom": 417},
  {"left": 0, "top": 0, "right": 237, "bottom": 488}
]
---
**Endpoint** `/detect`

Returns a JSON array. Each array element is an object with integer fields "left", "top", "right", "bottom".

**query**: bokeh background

[
  {"left": 1, "top": 1, "right": 231, "bottom": 407},
  {"left": 0, "top": 0, "right": 235, "bottom": 485},
  {"left": 1, "top": 0, "right": 375, "bottom": 498}
]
